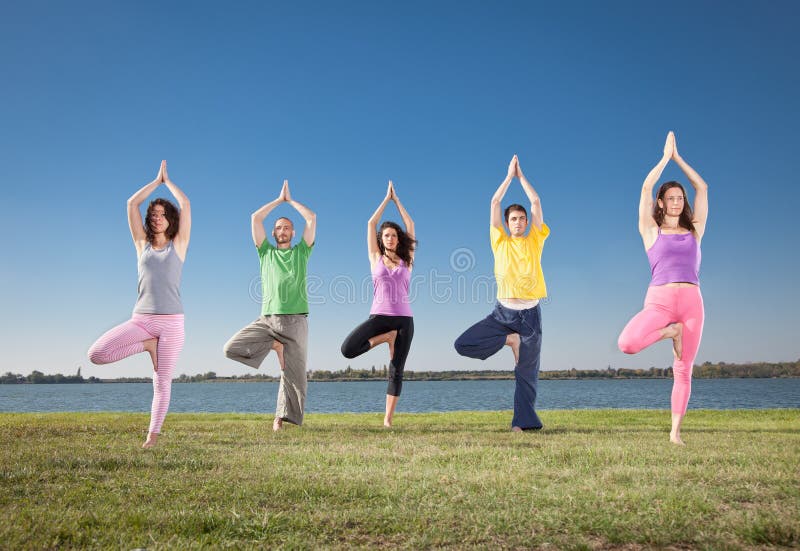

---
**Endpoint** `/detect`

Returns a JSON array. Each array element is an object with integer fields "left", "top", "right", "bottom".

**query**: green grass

[{"left": 1, "top": 410, "right": 798, "bottom": 549}]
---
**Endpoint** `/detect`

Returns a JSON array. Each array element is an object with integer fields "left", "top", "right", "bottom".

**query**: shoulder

[
  {"left": 257, "top": 239, "right": 275, "bottom": 256},
  {"left": 490, "top": 224, "right": 507, "bottom": 240},
  {"left": 293, "top": 240, "right": 313, "bottom": 254},
  {"left": 527, "top": 222, "right": 550, "bottom": 240}
]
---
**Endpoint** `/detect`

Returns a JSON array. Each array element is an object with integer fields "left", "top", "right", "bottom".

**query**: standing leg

[
  {"left": 274, "top": 315, "right": 309, "bottom": 427},
  {"left": 670, "top": 288, "right": 705, "bottom": 445},
  {"left": 511, "top": 305, "right": 544, "bottom": 430},
  {"left": 143, "top": 315, "right": 185, "bottom": 448},
  {"left": 385, "top": 317, "right": 414, "bottom": 427}
]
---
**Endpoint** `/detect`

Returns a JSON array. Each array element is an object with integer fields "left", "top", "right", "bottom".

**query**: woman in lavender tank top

[
  {"left": 341, "top": 181, "right": 416, "bottom": 428},
  {"left": 618, "top": 132, "right": 709, "bottom": 445},
  {"left": 87, "top": 161, "right": 191, "bottom": 449}
]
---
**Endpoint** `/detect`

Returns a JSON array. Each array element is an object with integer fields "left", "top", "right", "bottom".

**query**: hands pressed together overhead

[
  {"left": 662, "top": 131, "right": 682, "bottom": 162},
  {"left": 153, "top": 160, "right": 174, "bottom": 186},
  {"left": 506, "top": 154, "right": 527, "bottom": 180},
  {"left": 278, "top": 179, "right": 293, "bottom": 202}
]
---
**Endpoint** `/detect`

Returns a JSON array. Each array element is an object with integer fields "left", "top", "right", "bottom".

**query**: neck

[
  {"left": 152, "top": 234, "right": 169, "bottom": 248},
  {"left": 276, "top": 242, "right": 291, "bottom": 250},
  {"left": 661, "top": 215, "right": 681, "bottom": 230}
]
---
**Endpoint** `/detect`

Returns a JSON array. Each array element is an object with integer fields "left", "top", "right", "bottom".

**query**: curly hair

[
  {"left": 144, "top": 198, "right": 180, "bottom": 244},
  {"left": 377, "top": 221, "right": 417, "bottom": 267},
  {"left": 653, "top": 181, "right": 695, "bottom": 234}
]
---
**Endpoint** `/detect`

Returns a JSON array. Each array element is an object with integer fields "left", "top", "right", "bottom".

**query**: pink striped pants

[
  {"left": 618, "top": 286, "right": 704, "bottom": 415},
  {"left": 88, "top": 314, "right": 185, "bottom": 434}
]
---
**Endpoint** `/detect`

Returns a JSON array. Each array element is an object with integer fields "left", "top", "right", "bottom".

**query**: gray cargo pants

[{"left": 224, "top": 314, "right": 308, "bottom": 426}]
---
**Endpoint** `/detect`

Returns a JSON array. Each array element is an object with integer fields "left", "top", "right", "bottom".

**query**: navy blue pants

[{"left": 454, "top": 302, "right": 543, "bottom": 430}]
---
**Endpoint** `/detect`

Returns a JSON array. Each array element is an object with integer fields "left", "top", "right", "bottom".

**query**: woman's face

[
  {"left": 659, "top": 187, "right": 685, "bottom": 217},
  {"left": 381, "top": 227, "right": 398, "bottom": 252},
  {"left": 149, "top": 204, "right": 169, "bottom": 234}
]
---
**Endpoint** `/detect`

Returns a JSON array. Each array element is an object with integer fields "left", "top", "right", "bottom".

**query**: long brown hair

[
  {"left": 653, "top": 181, "right": 695, "bottom": 233},
  {"left": 377, "top": 221, "right": 417, "bottom": 267},
  {"left": 144, "top": 198, "right": 180, "bottom": 244}
]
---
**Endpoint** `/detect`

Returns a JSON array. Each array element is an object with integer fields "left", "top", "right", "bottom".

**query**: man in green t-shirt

[{"left": 224, "top": 180, "right": 316, "bottom": 431}]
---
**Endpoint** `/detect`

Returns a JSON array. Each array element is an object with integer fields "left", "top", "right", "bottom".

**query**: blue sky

[{"left": 1, "top": 0, "right": 798, "bottom": 378}]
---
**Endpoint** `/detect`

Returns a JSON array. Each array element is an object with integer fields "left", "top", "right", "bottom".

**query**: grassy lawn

[{"left": 1, "top": 409, "right": 798, "bottom": 549}]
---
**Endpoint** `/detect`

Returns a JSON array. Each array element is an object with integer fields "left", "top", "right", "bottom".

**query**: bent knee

[
  {"left": 88, "top": 348, "right": 105, "bottom": 365},
  {"left": 340, "top": 344, "right": 358, "bottom": 359},
  {"left": 222, "top": 342, "right": 234, "bottom": 358},
  {"left": 222, "top": 338, "right": 243, "bottom": 359},
  {"left": 617, "top": 335, "right": 639, "bottom": 355}
]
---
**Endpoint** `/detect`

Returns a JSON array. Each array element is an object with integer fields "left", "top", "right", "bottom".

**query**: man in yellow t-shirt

[{"left": 454, "top": 155, "right": 549, "bottom": 431}]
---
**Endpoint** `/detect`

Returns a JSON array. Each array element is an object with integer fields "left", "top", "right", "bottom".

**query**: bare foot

[
  {"left": 505, "top": 333, "right": 520, "bottom": 364},
  {"left": 273, "top": 417, "right": 283, "bottom": 432},
  {"left": 143, "top": 338, "right": 158, "bottom": 372},
  {"left": 142, "top": 432, "right": 158, "bottom": 448},
  {"left": 669, "top": 432, "right": 685, "bottom": 446},
  {"left": 511, "top": 426, "right": 523, "bottom": 433},
  {"left": 387, "top": 330, "right": 397, "bottom": 359},
  {"left": 370, "top": 330, "right": 398, "bottom": 359},
  {"left": 669, "top": 323, "right": 683, "bottom": 360},
  {"left": 272, "top": 341, "right": 285, "bottom": 371},
  {"left": 384, "top": 394, "right": 398, "bottom": 428}
]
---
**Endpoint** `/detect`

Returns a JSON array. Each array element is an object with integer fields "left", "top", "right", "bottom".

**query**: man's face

[
  {"left": 273, "top": 219, "right": 294, "bottom": 245},
  {"left": 506, "top": 210, "right": 528, "bottom": 237}
]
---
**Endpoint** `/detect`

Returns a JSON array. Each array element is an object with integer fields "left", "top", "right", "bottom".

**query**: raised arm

[
  {"left": 251, "top": 181, "right": 287, "bottom": 248},
  {"left": 639, "top": 132, "right": 674, "bottom": 249},
  {"left": 515, "top": 157, "right": 543, "bottom": 230},
  {"left": 490, "top": 155, "right": 518, "bottom": 229},
  {"left": 161, "top": 161, "right": 191, "bottom": 260},
  {"left": 284, "top": 182, "right": 317, "bottom": 246},
  {"left": 389, "top": 181, "right": 414, "bottom": 238},
  {"left": 368, "top": 183, "right": 393, "bottom": 262},
  {"left": 389, "top": 181, "right": 415, "bottom": 262},
  {"left": 672, "top": 137, "right": 708, "bottom": 241},
  {"left": 127, "top": 162, "right": 164, "bottom": 256}
]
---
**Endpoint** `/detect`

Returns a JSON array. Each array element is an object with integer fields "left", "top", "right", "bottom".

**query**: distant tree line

[
  {"left": 0, "top": 369, "right": 102, "bottom": 384},
  {"left": 3, "top": 360, "right": 799, "bottom": 384}
]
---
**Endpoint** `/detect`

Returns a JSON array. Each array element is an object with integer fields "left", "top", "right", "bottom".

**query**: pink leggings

[
  {"left": 88, "top": 314, "right": 185, "bottom": 434},
  {"left": 618, "top": 286, "right": 704, "bottom": 415}
]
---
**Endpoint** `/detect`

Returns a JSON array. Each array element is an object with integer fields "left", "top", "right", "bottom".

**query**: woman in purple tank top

[
  {"left": 341, "top": 181, "right": 416, "bottom": 428},
  {"left": 87, "top": 161, "right": 191, "bottom": 449},
  {"left": 618, "top": 132, "right": 709, "bottom": 445}
]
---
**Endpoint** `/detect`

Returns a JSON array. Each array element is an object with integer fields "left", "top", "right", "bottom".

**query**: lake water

[{"left": 0, "top": 378, "right": 798, "bottom": 413}]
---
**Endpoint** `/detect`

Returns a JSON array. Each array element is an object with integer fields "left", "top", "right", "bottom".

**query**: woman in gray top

[{"left": 88, "top": 161, "right": 191, "bottom": 448}]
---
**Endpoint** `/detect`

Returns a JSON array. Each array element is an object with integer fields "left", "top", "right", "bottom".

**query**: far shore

[{"left": 3, "top": 359, "right": 799, "bottom": 384}]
